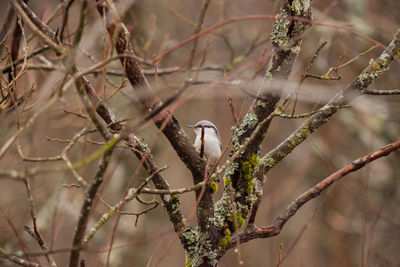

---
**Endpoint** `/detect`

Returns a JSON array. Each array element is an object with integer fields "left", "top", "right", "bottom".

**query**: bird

[{"left": 187, "top": 120, "right": 222, "bottom": 180}]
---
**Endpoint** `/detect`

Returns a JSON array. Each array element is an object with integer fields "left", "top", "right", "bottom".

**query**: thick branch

[
  {"left": 220, "top": 0, "right": 313, "bottom": 227},
  {"left": 94, "top": 0, "right": 214, "bottom": 240}
]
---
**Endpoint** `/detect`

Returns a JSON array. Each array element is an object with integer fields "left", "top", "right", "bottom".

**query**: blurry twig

[
  {"left": 0, "top": 247, "right": 39, "bottom": 267},
  {"left": 225, "top": 72, "right": 238, "bottom": 124},
  {"left": 75, "top": 72, "right": 113, "bottom": 140},
  {"left": 23, "top": 177, "right": 57, "bottom": 267},
  {"left": 303, "top": 74, "right": 341, "bottom": 80},
  {"left": 69, "top": 145, "right": 114, "bottom": 267},
  {"left": 168, "top": 7, "right": 196, "bottom": 27},
  {"left": 60, "top": 0, "right": 77, "bottom": 42},
  {"left": 16, "top": 135, "right": 62, "bottom": 162},
  {"left": 188, "top": 0, "right": 211, "bottom": 72}
]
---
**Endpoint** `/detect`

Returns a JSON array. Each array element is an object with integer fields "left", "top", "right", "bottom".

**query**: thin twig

[{"left": 139, "top": 181, "right": 205, "bottom": 195}]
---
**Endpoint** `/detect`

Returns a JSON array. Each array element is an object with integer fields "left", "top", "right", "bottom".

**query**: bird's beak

[{"left": 187, "top": 125, "right": 195, "bottom": 128}]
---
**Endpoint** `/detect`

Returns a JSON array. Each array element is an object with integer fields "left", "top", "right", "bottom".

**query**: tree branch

[
  {"left": 229, "top": 140, "right": 400, "bottom": 248},
  {"left": 260, "top": 29, "right": 400, "bottom": 173}
]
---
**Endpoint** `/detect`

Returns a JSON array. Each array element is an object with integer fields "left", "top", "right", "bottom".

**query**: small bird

[{"left": 187, "top": 120, "right": 222, "bottom": 174}]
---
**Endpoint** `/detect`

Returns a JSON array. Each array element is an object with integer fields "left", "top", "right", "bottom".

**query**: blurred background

[{"left": 0, "top": 0, "right": 399, "bottom": 266}]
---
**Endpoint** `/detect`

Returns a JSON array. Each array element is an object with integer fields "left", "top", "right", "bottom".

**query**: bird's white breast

[{"left": 194, "top": 128, "right": 221, "bottom": 164}]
